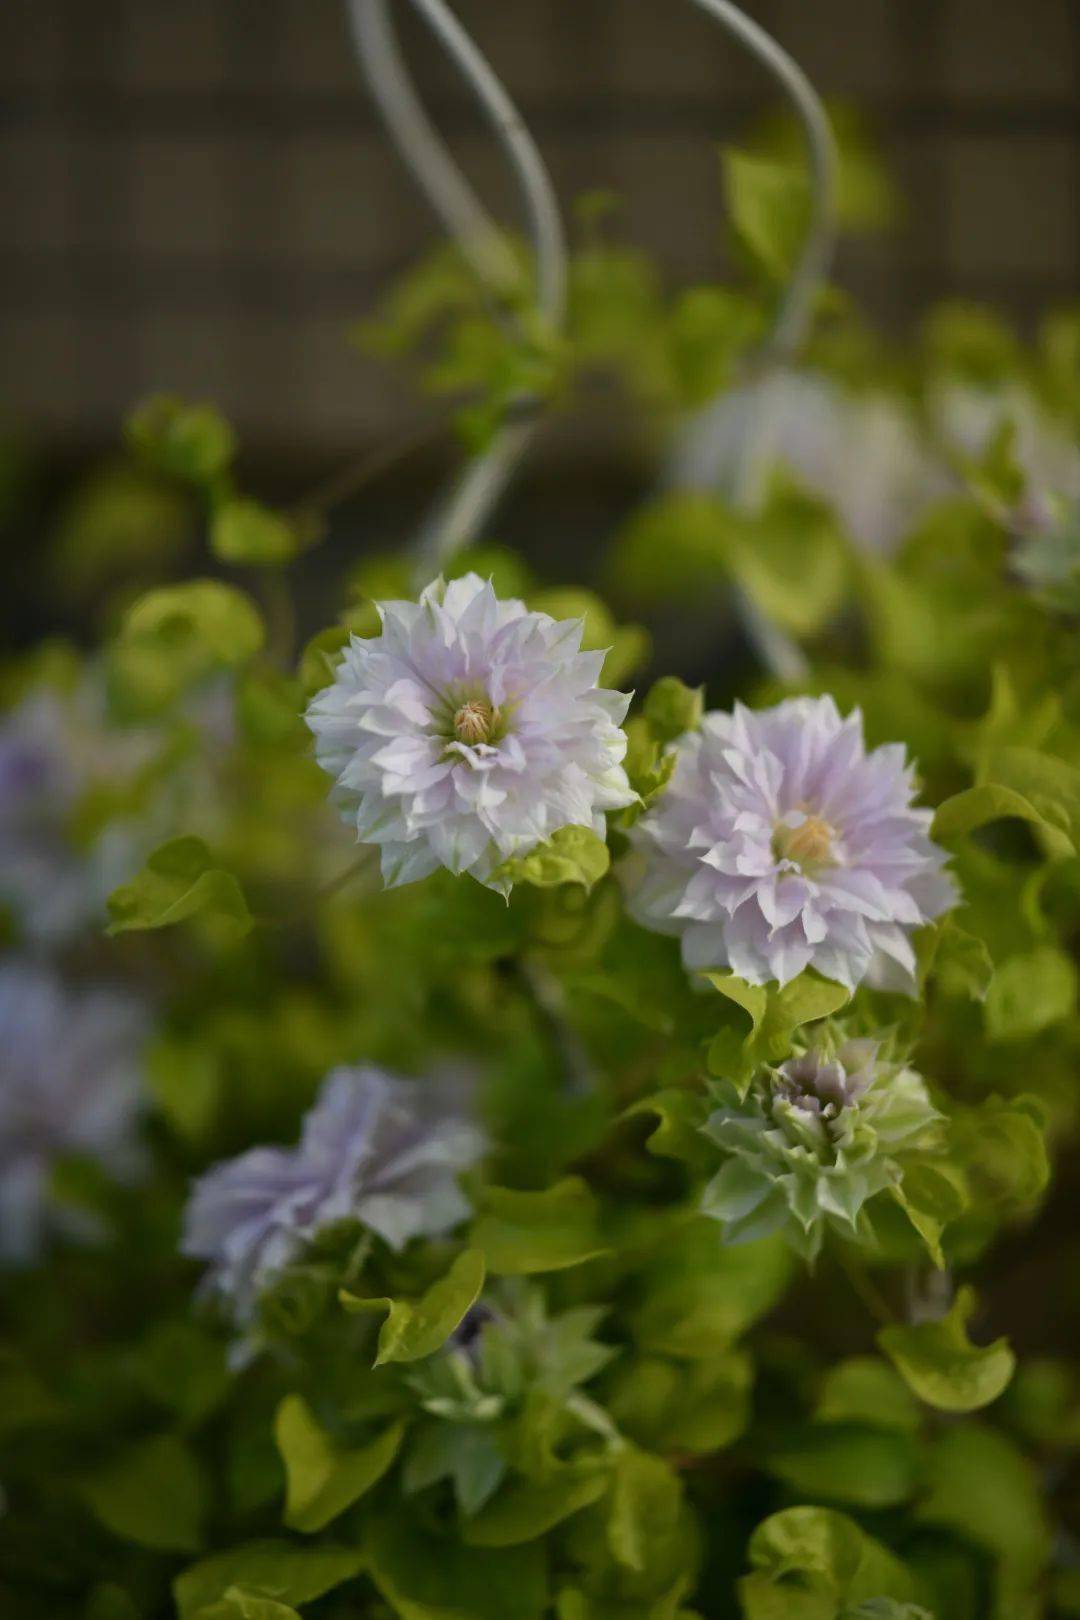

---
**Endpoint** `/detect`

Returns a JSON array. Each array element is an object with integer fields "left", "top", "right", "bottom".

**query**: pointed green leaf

[
  {"left": 814, "top": 1357, "right": 922, "bottom": 1434},
  {"left": 705, "top": 971, "right": 849, "bottom": 1092},
  {"left": 273, "top": 1396, "right": 403, "bottom": 1532},
  {"left": 80, "top": 1433, "right": 206, "bottom": 1553},
  {"left": 606, "top": 1445, "right": 686, "bottom": 1579},
  {"left": 722, "top": 149, "right": 810, "bottom": 282},
  {"left": 643, "top": 676, "right": 703, "bottom": 743},
  {"left": 493, "top": 826, "right": 611, "bottom": 892},
  {"left": 175, "top": 1542, "right": 366, "bottom": 1619},
  {"left": 471, "top": 1178, "right": 608, "bottom": 1275},
  {"left": 463, "top": 1468, "right": 609, "bottom": 1548},
  {"left": 889, "top": 1159, "right": 968, "bottom": 1268},
  {"left": 340, "top": 1248, "right": 485, "bottom": 1365},
  {"left": 623, "top": 1088, "right": 713, "bottom": 1171},
  {"left": 193, "top": 1590, "right": 300, "bottom": 1620},
  {"left": 878, "top": 1286, "right": 1015, "bottom": 1413},
  {"left": 365, "top": 1508, "right": 548, "bottom": 1620},
  {"left": 765, "top": 1423, "right": 920, "bottom": 1510},
  {"left": 107, "top": 836, "right": 251, "bottom": 937},
  {"left": 932, "top": 783, "right": 1052, "bottom": 842}
]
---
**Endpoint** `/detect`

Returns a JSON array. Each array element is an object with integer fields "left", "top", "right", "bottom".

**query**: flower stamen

[
  {"left": 453, "top": 699, "right": 499, "bottom": 746},
  {"left": 773, "top": 813, "right": 835, "bottom": 873}
]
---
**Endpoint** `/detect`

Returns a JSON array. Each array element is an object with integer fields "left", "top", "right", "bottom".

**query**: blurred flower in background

[
  {"left": 182, "top": 1064, "right": 486, "bottom": 1328},
  {"left": 0, "top": 958, "right": 148, "bottom": 1263}
]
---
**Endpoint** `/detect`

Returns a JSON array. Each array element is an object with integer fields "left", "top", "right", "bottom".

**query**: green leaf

[
  {"left": 915, "top": 1424, "right": 1051, "bottom": 1584},
  {"left": 122, "top": 577, "right": 263, "bottom": 664},
  {"left": 878, "top": 1286, "right": 1015, "bottom": 1413},
  {"left": 175, "top": 1542, "right": 366, "bottom": 1619},
  {"left": 110, "top": 577, "right": 264, "bottom": 712},
  {"left": 340, "top": 1248, "right": 485, "bottom": 1365},
  {"left": 472, "top": 1179, "right": 608, "bottom": 1276},
  {"left": 192, "top": 1590, "right": 300, "bottom": 1620},
  {"left": 130, "top": 1319, "right": 230, "bottom": 1426},
  {"left": 705, "top": 970, "right": 849, "bottom": 1092},
  {"left": 630, "top": 1225, "right": 793, "bottom": 1357},
  {"left": 951, "top": 1095, "right": 1049, "bottom": 1212},
  {"left": 932, "top": 783, "right": 1066, "bottom": 844},
  {"left": 126, "top": 393, "right": 236, "bottom": 485},
  {"left": 212, "top": 498, "right": 299, "bottom": 566},
  {"left": 729, "top": 487, "right": 849, "bottom": 638},
  {"left": 739, "top": 1506, "right": 918, "bottom": 1620},
  {"left": 984, "top": 945, "right": 1077, "bottom": 1040},
  {"left": 80, "top": 1433, "right": 206, "bottom": 1553},
  {"left": 146, "top": 1033, "right": 223, "bottom": 1145},
  {"left": 494, "top": 826, "right": 611, "bottom": 892},
  {"left": 921, "top": 916, "right": 993, "bottom": 1002},
  {"left": 86, "top": 1586, "right": 143, "bottom": 1620},
  {"left": 982, "top": 747, "right": 1080, "bottom": 848},
  {"left": 273, "top": 1396, "right": 404, "bottom": 1533},
  {"left": 722, "top": 149, "right": 810, "bottom": 282},
  {"left": 889, "top": 1159, "right": 968, "bottom": 1268},
  {"left": 606, "top": 1350, "right": 752, "bottom": 1454},
  {"left": 365, "top": 1508, "right": 548, "bottom": 1620},
  {"left": 107, "top": 836, "right": 251, "bottom": 938},
  {"left": 464, "top": 1468, "right": 609, "bottom": 1548},
  {"left": 765, "top": 1424, "right": 920, "bottom": 1510},
  {"left": 643, "top": 677, "right": 703, "bottom": 744},
  {"left": 402, "top": 1421, "right": 506, "bottom": 1518},
  {"left": 814, "top": 1357, "right": 921, "bottom": 1434},
  {"left": 624, "top": 1088, "right": 713, "bottom": 1173},
  {"left": 607, "top": 1446, "right": 684, "bottom": 1575}
]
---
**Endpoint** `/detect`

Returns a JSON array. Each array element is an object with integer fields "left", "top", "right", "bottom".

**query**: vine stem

[
  {"left": 682, "top": 0, "right": 839, "bottom": 683},
  {"left": 686, "top": 0, "right": 837, "bottom": 363},
  {"left": 345, "top": 0, "right": 567, "bottom": 580}
]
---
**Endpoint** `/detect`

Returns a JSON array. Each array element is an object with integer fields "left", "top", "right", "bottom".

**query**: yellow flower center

[
  {"left": 453, "top": 699, "right": 498, "bottom": 746},
  {"left": 773, "top": 813, "right": 836, "bottom": 873}
]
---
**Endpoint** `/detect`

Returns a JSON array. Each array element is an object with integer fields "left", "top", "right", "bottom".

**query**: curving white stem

[
  {"left": 405, "top": 0, "right": 566, "bottom": 326},
  {"left": 683, "top": 0, "right": 839, "bottom": 682},
  {"left": 345, "top": 0, "right": 517, "bottom": 292},
  {"left": 345, "top": 0, "right": 567, "bottom": 577},
  {"left": 686, "top": 0, "right": 837, "bottom": 361}
]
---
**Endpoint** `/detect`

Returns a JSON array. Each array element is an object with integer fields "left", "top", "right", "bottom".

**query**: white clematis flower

[{"left": 305, "top": 574, "right": 635, "bottom": 892}]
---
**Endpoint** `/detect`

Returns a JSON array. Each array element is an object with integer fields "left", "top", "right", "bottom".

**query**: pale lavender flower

[
  {"left": 305, "top": 574, "right": 635, "bottom": 892},
  {"left": 933, "top": 379, "right": 1080, "bottom": 512},
  {"left": 0, "top": 681, "right": 156, "bottom": 946},
  {"left": 669, "top": 369, "right": 946, "bottom": 555},
  {"left": 0, "top": 960, "right": 147, "bottom": 1263},
  {"left": 182, "top": 1066, "right": 485, "bottom": 1326},
  {"left": 627, "top": 696, "right": 955, "bottom": 992}
]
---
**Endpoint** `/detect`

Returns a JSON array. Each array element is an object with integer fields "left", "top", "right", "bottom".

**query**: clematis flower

[
  {"left": 701, "top": 1032, "right": 941, "bottom": 1261},
  {"left": 669, "top": 369, "right": 946, "bottom": 555},
  {"left": 182, "top": 1065, "right": 485, "bottom": 1327},
  {"left": 627, "top": 695, "right": 955, "bottom": 992},
  {"left": 0, "top": 682, "right": 153, "bottom": 945},
  {"left": 0, "top": 960, "right": 147, "bottom": 1263},
  {"left": 305, "top": 574, "right": 635, "bottom": 892},
  {"left": 933, "top": 378, "right": 1080, "bottom": 513}
]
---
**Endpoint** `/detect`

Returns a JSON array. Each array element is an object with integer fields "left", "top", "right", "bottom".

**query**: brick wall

[{"left": 2, "top": 0, "right": 1078, "bottom": 458}]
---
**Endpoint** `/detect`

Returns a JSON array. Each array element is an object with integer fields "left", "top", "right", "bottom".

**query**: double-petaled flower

[
  {"left": 627, "top": 695, "right": 955, "bottom": 992},
  {"left": 182, "top": 1066, "right": 484, "bottom": 1327},
  {"left": 306, "top": 574, "right": 635, "bottom": 892}
]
